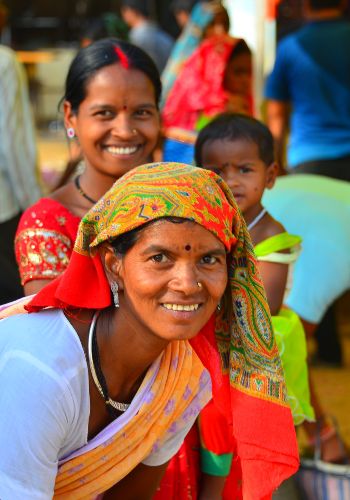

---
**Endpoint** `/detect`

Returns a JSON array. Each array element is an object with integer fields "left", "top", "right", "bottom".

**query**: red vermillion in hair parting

[{"left": 114, "top": 46, "right": 129, "bottom": 68}]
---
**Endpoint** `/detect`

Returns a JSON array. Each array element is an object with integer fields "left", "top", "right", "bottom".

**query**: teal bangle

[{"left": 200, "top": 449, "right": 233, "bottom": 476}]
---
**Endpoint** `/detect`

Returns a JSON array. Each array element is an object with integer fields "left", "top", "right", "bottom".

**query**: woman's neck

[
  {"left": 78, "top": 168, "right": 117, "bottom": 205},
  {"left": 96, "top": 308, "right": 169, "bottom": 404}
]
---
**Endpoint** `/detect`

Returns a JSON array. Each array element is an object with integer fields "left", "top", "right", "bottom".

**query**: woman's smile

[
  {"left": 67, "top": 64, "right": 160, "bottom": 180},
  {"left": 111, "top": 219, "right": 228, "bottom": 342}
]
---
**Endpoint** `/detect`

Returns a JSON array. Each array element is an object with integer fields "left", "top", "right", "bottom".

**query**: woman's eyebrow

[
  {"left": 141, "top": 244, "right": 226, "bottom": 256},
  {"left": 140, "top": 244, "right": 170, "bottom": 255}
]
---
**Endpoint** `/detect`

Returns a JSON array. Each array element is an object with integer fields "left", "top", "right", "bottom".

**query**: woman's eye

[
  {"left": 95, "top": 110, "right": 114, "bottom": 118},
  {"left": 151, "top": 254, "right": 169, "bottom": 263},
  {"left": 136, "top": 109, "right": 152, "bottom": 117},
  {"left": 201, "top": 255, "right": 217, "bottom": 265}
]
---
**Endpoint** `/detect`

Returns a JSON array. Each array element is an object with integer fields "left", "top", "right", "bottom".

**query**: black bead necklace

[{"left": 74, "top": 175, "right": 98, "bottom": 204}]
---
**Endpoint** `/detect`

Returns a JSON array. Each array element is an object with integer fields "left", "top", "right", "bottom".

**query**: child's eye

[
  {"left": 150, "top": 253, "right": 169, "bottom": 263},
  {"left": 206, "top": 167, "right": 223, "bottom": 177},
  {"left": 239, "top": 166, "right": 252, "bottom": 174},
  {"left": 200, "top": 255, "right": 217, "bottom": 265}
]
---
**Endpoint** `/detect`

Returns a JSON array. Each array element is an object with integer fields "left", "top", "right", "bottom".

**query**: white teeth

[
  {"left": 106, "top": 146, "right": 138, "bottom": 155},
  {"left": 162, "top": 303, "right": 199, "bottom": 311}
]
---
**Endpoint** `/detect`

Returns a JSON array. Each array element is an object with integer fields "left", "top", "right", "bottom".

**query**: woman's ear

[
  {"left": 265, "top": 162, "right": 279, "bottom": 189},
  {"left": 63, "top": 100, "right": 77, "bottom": 132},
  {"left": 99, "top": 244, "right": 124, "bottom": 290}
]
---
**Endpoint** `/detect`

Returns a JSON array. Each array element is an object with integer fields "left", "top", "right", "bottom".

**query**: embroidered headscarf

[{"left": 27, "top": 162, "right": 298, "bottom": 498}]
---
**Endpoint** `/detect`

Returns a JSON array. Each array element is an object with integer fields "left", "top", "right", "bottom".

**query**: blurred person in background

[
  {"left": 162, "top": 33, "right": 253, "bottom": 164},
  {"left": 121, "top": 0, "right": 174, "bottom": 72},
  {"left": 265, "top": 0, "right": 350, "bottom": 180},
  {"left": 265, "top": 0, "right": 350, "bottom": 366},
  {"left": 0, "top": 1, "right": 42, "bottom": 303},
  {"left": 170, "top": 0, "right": 198, "bottom": 29},
  {"left": 161, "top": 1, "right": 230, "bottom": 107},
  {"left": 80, "top": 13, "right": 129, "bottom": 48}
]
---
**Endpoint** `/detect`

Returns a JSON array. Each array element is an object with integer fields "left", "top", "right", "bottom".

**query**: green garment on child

[{"left": 255, "top": 232, "right": 315, "bottom": 425}]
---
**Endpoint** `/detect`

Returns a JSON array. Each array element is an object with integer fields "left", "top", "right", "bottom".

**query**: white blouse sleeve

[{"left": 0, "top": 351, "right": 74, "bottom": 499}]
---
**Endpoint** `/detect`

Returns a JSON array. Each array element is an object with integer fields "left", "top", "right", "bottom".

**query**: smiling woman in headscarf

[{"left": 0, "top": 163, "right": 297, "bottom": 499}]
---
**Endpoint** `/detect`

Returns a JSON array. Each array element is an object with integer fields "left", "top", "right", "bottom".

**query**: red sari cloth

[{"left": 162, "top": 35, "right": 253, "bottom": 132}]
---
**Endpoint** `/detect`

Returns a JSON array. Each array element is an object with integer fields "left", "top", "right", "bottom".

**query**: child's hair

[{"left": 194, "top": 113, "right": 275, "bottom": 166}]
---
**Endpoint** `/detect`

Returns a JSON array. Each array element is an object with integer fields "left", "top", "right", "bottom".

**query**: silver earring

[
  {"left": 132, "top": 129, "right": 137, "bottom": 135},
  {"left": 217, "top": 302, "right": 222, "bottom": 311},
  {"left": 67, "top": 127, "right": 75, "bottom": 139},
  {"left": 111, "top": 281, "right": 119, "bottom": 308}
]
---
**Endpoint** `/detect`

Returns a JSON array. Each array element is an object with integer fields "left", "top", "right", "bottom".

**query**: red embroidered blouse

[{"left": 15, "top": 198, "right": 80, "bottom": 285}]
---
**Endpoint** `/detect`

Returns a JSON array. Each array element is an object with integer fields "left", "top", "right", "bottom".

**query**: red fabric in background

[{"left": 153, "top": 425, "right": 201, "bottom": 500}]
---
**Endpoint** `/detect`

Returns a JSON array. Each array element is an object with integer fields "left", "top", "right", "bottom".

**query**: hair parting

[{"left": 114, "top": 46, "right": 129, "bottom": 69}]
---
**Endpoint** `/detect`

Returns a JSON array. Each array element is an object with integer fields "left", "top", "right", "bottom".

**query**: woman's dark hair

[
  {"left": 229, "top": 39, "right": 251, "bottom": 62},
  {"left": 63, "top": 38, "right": 162, "bottom": 113},
  {"left": 111, "top": 217, "right": 187, "bottom": 255},
  {"left": 309, "top": 0, "right": 342, "bottom": 9},
  {"left": 194, "top": 113, "right": 274, "bottom": 167}
]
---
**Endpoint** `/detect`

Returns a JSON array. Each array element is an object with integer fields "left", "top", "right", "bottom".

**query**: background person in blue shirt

[{"left": 265, "top": 0, "right": 350, "bottom": 182}]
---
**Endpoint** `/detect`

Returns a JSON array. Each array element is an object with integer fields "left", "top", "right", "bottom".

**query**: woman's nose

[
  {"left": 169, "top": 264, "right": 200, "bottom": 294},
  {"left": 111, "top": 114, "right": 136, "bottom": 139}
]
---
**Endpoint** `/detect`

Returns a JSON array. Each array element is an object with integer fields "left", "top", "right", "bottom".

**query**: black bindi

[{"left": 185, "top": 244, "right": 191, "bottom": 251}]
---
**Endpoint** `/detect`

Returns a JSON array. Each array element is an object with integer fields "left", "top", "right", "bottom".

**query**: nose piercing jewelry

[
  {"left": 197, "top": 282, "right": 202, "bottom": 288},
  {"left": 67, "top": 127, "right": 75, "bottom": 139}
]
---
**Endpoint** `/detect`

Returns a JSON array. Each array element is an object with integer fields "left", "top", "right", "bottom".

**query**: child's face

[{"left": 200, "top": 138, "right": 277, "bottom": 219}]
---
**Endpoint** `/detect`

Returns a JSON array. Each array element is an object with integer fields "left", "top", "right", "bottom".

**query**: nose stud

[{"left": 197, "top": 282, "right": 202, "bottom": 288}]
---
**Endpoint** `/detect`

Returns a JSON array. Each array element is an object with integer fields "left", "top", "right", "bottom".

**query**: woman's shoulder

[
  {"left": 0, "top": 309, "right": 85, "bottom": 376},
  {"left": 16, "top": 197, "right": 80, "bottom": 238},
  {"left": 15, "top": 197, "right": 81, "bottom": 285}
]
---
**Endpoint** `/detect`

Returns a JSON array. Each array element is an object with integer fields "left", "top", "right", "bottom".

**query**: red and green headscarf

[{"left": 27, "top": 162, "right": 298, "bottom": 498}]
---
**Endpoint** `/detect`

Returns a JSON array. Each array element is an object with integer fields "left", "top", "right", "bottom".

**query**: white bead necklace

[{"left": 247, "top": 208, "right": 267, "bottom": 231}]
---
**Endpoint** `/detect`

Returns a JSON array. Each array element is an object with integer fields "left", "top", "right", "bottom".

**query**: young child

[{"left": 194, "top": 113, "right": 315, "bottom": 498}]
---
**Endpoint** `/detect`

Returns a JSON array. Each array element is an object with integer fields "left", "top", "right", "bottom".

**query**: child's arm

[
  {"left": 198, "top": 400, "right": 235, "bottom": 499},
  {"left": 257, "top": 259, "right": 288, "bottom": 315}
]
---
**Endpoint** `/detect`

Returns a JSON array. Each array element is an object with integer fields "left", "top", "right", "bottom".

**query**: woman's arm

[
  {"left": 265, "top": 100, "right": 290, "bottom": 174},
  {"left": 0, "top": 347, "right": 69, "bottom": 498},
  {"left": 15, "top": 201, "right": 78, "bottom": 295},
  {"left": 103, "top": 462, "right": 168, "bottom": 499},
  {"left": 24, "top": 278, "right": 53, "bottom": 295}
]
